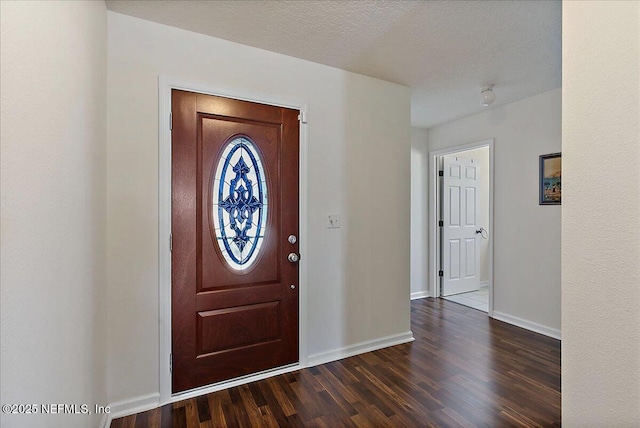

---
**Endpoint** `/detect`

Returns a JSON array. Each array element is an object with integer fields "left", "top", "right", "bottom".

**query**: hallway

[{"left": 111, "top": 298, "right": 561, "bottom": 427}]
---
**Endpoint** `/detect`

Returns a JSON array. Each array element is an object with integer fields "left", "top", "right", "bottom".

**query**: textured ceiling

[{"left": 106, "top": 0, "right": 561, "bottom": 128}]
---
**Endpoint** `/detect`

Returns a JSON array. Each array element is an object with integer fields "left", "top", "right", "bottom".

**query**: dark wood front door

[{"left": 171, "top": 90, "right": 299, "bottom": 393}]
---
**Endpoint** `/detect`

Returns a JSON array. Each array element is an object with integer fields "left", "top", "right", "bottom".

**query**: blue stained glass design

[{"left": 212, "top": 137, "right": 267, "bottom": 269}]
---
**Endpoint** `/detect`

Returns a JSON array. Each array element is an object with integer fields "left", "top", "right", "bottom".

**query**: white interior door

[{"left": 442, "top": 155, "right": 480, "bottom": 296}]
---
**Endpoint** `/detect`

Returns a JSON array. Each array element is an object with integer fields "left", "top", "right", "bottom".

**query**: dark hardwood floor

[{"left": 111, "top": 298, "right": 561, "bottom": 427}]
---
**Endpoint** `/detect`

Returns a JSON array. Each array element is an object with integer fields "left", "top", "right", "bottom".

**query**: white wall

[
  {"left": 562, "top": 2, "right": 640, "bottom": 426},
  {"left": 410, "top": 128, "right": 429, "bottom": 298},
  {"left": 429, "top": 88, "right": 561, "bottom": 336},
  {"left": 106, "top": 12, "right": 411, "bottom": 406},
  {"left": 0, "top": 2, "right": 107, "bottom": 427},
  {"left": 444, "top": 147, "right": 490, "bottom": 284}
]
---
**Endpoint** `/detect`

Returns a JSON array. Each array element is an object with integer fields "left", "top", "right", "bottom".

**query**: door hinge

[
  {"left": 169, "top": 353, "right": 172, "bottom": 372},
  {"left": 169, "top": 234, "right": 173, "bottom": 252},
  {"left": 438, "top": 220, "right": 444, "bottom": 227},
  {"left": 298, "top": 111, "right": 307, "bottom": 124},
  {"left": 438, "top": 270, "right": 444, "bottom": 277},
  {"left": 169, "top": 112, "right": 173, "bottom": 130},
  {"left": 438, "top": 170, "right": 444, "bottom": 177}
]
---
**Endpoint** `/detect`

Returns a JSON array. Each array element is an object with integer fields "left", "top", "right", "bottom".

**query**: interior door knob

[{"left": 287, "top": 253, "right": 299, "bottom": 263}]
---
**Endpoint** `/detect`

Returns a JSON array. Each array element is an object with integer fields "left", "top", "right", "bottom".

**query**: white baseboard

[
  {"left": 492, "top": 311, "right": 561, "bottom": 340},
  {"left": 410, "top": 291, "right": 430, "bottom": 300},
  {"left": 99, "top": 413, "right": 110, "bottom": 428},
  {"left": 102, "top": 393, "right": 160, "bottom": 428},
  {"left": 308, "top": 331, "right": 415, "bottom": 367},
  {"left": 478, "top": 281, "right": 489, "bottom": 288}
]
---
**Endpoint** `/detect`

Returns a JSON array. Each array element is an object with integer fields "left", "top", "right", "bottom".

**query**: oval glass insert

[{"left": 212, "top": 137, "right": 268, "bottom": 270}]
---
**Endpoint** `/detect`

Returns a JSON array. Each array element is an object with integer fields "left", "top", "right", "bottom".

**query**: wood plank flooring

[{"left": 111, "top": 298, "right": 561, "bottom": 427}]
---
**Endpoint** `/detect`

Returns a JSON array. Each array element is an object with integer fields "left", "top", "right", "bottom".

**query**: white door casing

[
  {"left": 442, "top": 155, "right": 480, "bottom": 296},
  {"left": 158, "top": 76, "right": 309, "bottom": 405}
]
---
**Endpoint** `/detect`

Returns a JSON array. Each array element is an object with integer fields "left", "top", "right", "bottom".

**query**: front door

[
  {"left": 171, "top": 90, "right": 299, "bottom": 393},
  {"left": 442, "top": 155, "right": 480, "bottom": 296}
]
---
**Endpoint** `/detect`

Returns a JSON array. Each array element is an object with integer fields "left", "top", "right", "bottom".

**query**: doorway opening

[
  {"left": 158, "top": 77, "right": 309, "bottom": 405},
  {"left": 429, "top": 140, "right": 494, "bottom": 314}
]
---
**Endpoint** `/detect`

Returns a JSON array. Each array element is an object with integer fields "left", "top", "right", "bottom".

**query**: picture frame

[{"left": 539, "top": 152, "right": 561, "bottom": 205}]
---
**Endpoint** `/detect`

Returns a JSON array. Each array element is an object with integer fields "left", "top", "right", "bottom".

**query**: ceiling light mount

[{"left": 480, "top": 84, "right": 496, "bottom": 107}]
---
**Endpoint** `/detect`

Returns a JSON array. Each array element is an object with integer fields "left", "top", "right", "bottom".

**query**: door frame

[
  {"left": 158, "top": 76, "right": 309, "bottom": 405},
  {"left": 428, "top": 139, "right": 494, "bottom": 316}
]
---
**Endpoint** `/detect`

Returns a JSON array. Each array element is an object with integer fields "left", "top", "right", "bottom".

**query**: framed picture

[{"left": 539, "top": 152, "right": 561, "bottom": 205}]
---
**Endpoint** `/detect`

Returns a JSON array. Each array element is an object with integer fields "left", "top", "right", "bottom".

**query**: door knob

[{"left": 287, "top": 253, "right": 299, "bottom": 263}]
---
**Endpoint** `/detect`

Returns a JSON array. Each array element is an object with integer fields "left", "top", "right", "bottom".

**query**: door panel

[
  {"left": 196, "top": 301, "right": 281, "bottom": 355},
  {"left": 449, "top": 186, "right": 460, "bottom": 226},
  {"left": 171, "top": 90, "right": 299, "bottom": 393},
  {"left": 442, "top": 155, "right": 479, "bottom": 296},
  {"left": 449, "top": 239, "right": 460, "bottom": 279},
  {"left": 199, "top": 117, "right": 280, "bottom": 288},
  {"left": 465, "top": 187, "right": 476, "bottom": 226},
  {"left": 465, "top": 238, "right": 476, "bottom": 277}
]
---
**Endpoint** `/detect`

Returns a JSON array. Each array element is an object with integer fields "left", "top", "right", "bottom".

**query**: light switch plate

[{"left": 327, "top": 214, "right": 340, "bottom": 229}]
